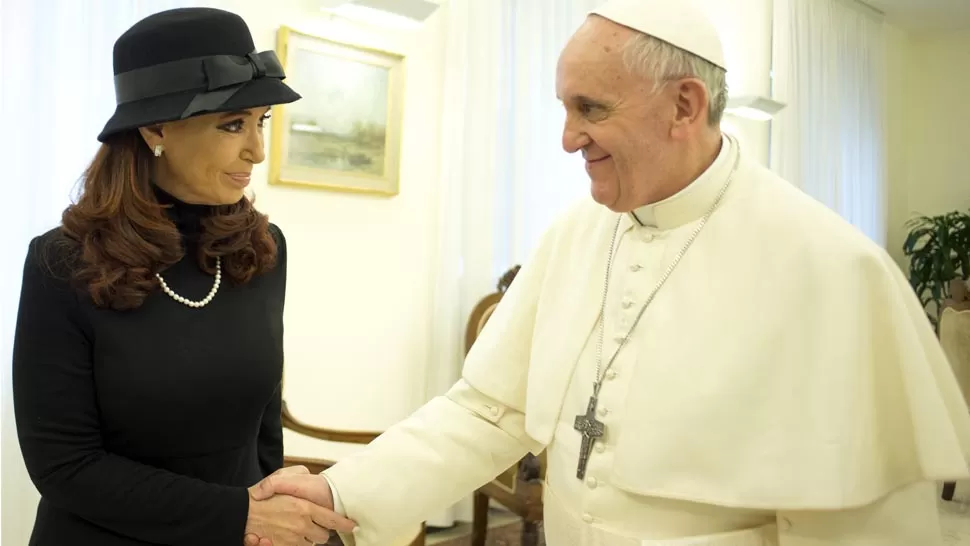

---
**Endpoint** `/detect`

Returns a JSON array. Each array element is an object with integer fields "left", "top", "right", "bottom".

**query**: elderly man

[{"left": 251, "top": 0, "right": 970, "bottom": 544}]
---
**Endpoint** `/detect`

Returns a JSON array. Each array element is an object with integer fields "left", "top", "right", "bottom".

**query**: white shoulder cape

[{"left": 461, "top": 157, "right": 970, "bottom": 510}]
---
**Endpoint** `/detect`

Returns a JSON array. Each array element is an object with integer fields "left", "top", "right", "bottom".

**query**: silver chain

[{"left": 592, "top": 137, "right": 741, "bottom": 396}]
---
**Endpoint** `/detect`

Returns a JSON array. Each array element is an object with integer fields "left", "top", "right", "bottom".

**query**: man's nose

[{"left": 562, "top": 125, "right": 590, "bottom": 154}]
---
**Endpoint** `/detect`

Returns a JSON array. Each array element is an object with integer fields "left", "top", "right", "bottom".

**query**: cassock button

[
  {"left": 605, "top": 369, "right": 617, "bottom": 380},
  {"left": 582, "top": 513, "right": 594, "bottom": 523},
  {"left": 621, "top": 298, "right": 634, "bottom": 309},
  {"left": 586, "top": 476, "right": 598, "bottom": 489},
  {"left": 597, "top": 406, "right": 609, "bottom": 417},
  {"left": 641, "top": 232, "right": 654, "bottom": 242},
  {"left": 595, "top": 443, "right": 605, "bottom": 453},
  {"left": 629, "top": 264, "right": 642, "bottom": 272}
]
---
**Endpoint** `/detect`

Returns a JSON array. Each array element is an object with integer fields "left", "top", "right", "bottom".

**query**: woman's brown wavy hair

[{"left": 59, "top": 130, "right": 278, "bottom": 311}]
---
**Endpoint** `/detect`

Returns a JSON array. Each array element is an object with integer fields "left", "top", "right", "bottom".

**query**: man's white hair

[{"left": 621, "top": 32, "right": 728, "bottom": 127}]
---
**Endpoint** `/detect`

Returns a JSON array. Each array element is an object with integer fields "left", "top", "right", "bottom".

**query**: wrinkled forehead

[{"left": 556, "top": 16, "right": 638, "bottom": 100}]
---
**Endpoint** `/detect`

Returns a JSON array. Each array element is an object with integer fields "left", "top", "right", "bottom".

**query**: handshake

[{"left": 243, "top": 466, "right": 358, "bottom": 546}]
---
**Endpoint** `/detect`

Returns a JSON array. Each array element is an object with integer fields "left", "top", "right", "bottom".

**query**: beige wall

[
  {"left": 226, "top": 1, "right": 449, "bottom": 461},
  {"left": 885, "top": 27, "right": 970, "bottom": 268}
]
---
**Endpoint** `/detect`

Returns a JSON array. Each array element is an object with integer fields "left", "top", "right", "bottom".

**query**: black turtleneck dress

[{"left": 12, "top": 188, "right": 287, "bottom": 546}]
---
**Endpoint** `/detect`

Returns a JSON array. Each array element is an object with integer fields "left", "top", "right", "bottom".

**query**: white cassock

[{"left": 323, "top": 135, "right": 970, "bottom": 545}]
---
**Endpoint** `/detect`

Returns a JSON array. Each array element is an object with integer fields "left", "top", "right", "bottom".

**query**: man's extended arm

[
  {"left": 328, "top": 379, "right": 541, "bottom": 544},
  {"left": 251, "top": 208, "right": 573, "bottom": 545},
  {"left": 250, "top": 380, "right": 541, "bottom": 545}
]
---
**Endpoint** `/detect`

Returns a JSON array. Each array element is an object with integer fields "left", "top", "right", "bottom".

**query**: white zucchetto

[{"left": 590, "top": 0, "right": 727, "bottom": 69}]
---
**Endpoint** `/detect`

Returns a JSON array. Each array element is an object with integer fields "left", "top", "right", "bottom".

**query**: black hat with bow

[{"left": 97, "top": 7, "right": 301, "bottom": 142}]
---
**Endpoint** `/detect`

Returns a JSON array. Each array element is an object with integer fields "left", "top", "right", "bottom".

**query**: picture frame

[{"left": 268, "top": 26, "right": 405, "bottom": 196}]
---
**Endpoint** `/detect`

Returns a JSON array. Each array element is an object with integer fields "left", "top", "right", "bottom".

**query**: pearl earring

[{"left": 153, "top": 144, "right": 164, "bottom": 157}]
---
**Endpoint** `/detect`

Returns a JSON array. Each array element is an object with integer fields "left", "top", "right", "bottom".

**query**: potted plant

[{"left": 902, "top": 210, "right": 970, "bottom": 330}]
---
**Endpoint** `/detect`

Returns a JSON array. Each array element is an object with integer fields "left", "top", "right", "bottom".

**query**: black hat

[{"left": 98, "top": 7, "right": 301, "bottom": 142}]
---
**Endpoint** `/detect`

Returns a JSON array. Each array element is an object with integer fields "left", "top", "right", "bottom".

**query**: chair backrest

[
  {"left": 465, "top": 265, "right": 521, "bottom": 354},
  {"left": 463, "top": 265, "right": 547, "bottom": 493}
]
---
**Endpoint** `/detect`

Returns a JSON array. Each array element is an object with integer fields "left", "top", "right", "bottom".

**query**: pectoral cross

[{"left": 573, "top": 394, "right": 605, "bottom": 479}]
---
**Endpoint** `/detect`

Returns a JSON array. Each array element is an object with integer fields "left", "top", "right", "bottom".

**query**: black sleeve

[
  {"left": 12, "top": 235, "right": 251, "bottom": 546},
  {"left": 257, "top": 222, "right": 287, "bottom": 477},
  {"left": 257, "top": 383, "right": 284, "bottom": 476}
]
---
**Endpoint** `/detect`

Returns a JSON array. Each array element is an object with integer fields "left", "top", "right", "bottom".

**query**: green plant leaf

[{"left": 903, "top": 209, "right": 970, "bottom": 333}]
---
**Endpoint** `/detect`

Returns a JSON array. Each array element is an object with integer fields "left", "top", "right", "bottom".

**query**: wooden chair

[
  {"left": 281, "top": 401, "right": 427, "bottom": 545},
  {"left": 467, "top": 265, "right": 546, "bottom": 546}
]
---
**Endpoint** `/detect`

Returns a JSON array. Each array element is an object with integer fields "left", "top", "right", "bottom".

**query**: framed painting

[{"left": 268, "top": 26, "right": 405, "bottom": 196}]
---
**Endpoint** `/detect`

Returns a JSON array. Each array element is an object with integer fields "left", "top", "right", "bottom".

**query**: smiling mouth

[{"left": 226, "top": 173, "right": 251, "bottom": 186}]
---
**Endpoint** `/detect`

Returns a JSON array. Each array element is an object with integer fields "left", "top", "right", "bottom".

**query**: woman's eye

[
  {"left": 221, "top": 114, "right": 271, "bottom": 133},
  {"left": 222, "top": 119, "right": 244, "bottom": 133}
]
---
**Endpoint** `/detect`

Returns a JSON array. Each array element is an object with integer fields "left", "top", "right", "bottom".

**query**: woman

[{"left": 11, "top": 7, "right": 353, "bottom": 546}]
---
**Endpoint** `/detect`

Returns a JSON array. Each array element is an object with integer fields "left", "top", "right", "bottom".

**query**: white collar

[{"left": 623, "top": 134, "right": 735, "bottom": 232}]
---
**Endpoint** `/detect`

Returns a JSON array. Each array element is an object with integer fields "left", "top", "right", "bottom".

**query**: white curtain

[
  {"left": 0, "top": 1, "right": 197, "bottom": 543},
  {"left": 423, "top": 0, "right": 600, "bottom": 525},
  {"left": 770, "top": 0, "right": 888, "bottom": 245}
]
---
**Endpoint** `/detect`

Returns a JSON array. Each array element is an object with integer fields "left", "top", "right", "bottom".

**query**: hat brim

[{"left": 97, "top": 77, "right": 301, "bottom": 142}]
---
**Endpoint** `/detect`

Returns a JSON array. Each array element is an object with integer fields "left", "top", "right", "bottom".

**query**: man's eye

[{"left": 581, "top": 103, "right": 606, "bottom": 118}]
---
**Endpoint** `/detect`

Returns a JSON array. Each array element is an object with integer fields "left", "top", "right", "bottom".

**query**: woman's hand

[
  {"left": 243, "top": 465, "right": 340, "bottom": 546},
  {"left": 245, "top": 493, "right": 337, "bottom": 546}
]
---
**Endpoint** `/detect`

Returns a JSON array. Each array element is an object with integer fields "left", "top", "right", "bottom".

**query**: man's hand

[
  {"left": 243, "top": 466, "right": 356, "bottom": 546},
  {"left": 249, "top": 471, "right": 340, "bottom": 509}
]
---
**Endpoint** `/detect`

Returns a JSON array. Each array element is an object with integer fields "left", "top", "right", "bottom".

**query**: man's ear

[
  {"left": 670, "top": 78, "right": 710, "bottom": 140},
  {"left": 137, "top": 125, "right": 165, "bottom": 151}
]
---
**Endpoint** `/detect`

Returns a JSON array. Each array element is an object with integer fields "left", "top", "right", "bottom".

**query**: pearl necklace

[{"left": 156, "top": 256, "right": 222, "bottom": 308}]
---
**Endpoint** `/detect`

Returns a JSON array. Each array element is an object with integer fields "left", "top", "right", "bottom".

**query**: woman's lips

[{"left": 226, "top": 173, "right": 251, "bottom": 187}]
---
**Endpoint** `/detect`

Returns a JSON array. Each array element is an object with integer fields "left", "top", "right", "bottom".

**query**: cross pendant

[{"left": 573, "top": 394, "right": 605, "bottom": 480}]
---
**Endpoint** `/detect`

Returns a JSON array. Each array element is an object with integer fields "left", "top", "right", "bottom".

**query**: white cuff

[{"left": 321, "top": 472, "right": 345, "bottom": 515}]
